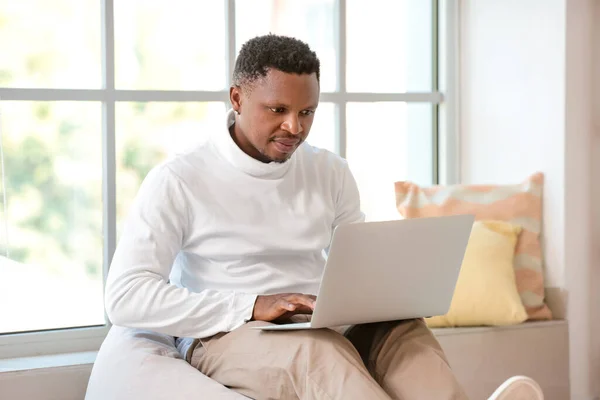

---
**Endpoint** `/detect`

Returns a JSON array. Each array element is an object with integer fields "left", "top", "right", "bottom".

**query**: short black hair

[{"left": 232, "top": 34, "right": 320, "bottom": 87}]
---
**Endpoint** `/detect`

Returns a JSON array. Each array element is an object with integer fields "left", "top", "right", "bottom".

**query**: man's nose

[{"left": 281, "top": 115, "right": 302, "bottom": 135}]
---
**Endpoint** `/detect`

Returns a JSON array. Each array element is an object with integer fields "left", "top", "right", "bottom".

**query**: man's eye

[
  {"left": 301, "top": 110, "right": 315, "bottom": 116},
  {"left": 270, "top": 107, "right": 285, "bottom": 113}
]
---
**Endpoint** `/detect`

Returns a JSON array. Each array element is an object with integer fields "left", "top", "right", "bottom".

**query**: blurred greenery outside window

[{"left": 0, "top": 0, "right": 441, "bottom": 337}]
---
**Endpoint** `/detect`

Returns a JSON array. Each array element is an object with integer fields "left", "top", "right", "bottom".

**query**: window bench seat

[{"left": 433, "top": 320, "right": 570, "bottom": 400}]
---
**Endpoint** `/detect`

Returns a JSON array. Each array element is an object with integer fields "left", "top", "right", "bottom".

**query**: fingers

[
  {"left": 275, "top": 302, "right": 313, "bottom": 319},
  {"left": 292, "top": 304, "right": 314, "bottom": 314},
  {"left": 283, "top": 294, "right": 317, "bottom": 309},
  {"left": 253, "top": 293, "right": 317, "bottom": 322},
  {"left": 278, "top": 299, "right": 297, "bottom": 312}
]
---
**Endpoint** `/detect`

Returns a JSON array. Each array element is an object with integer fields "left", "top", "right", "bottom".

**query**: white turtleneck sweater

[{"left": 105, "top": 110, "right": 364, "bottom": 352}]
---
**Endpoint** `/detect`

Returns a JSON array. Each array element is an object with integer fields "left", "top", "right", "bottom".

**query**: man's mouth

[{"left": 272, "top": 138, "right": 300, "bottom": 154}]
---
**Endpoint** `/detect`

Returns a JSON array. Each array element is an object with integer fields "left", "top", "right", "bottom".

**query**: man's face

[{"left": 230, "top": 69, "right": 320, "bottom": 163}]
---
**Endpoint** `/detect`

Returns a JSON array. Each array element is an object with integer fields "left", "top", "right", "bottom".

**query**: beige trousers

[{"left": 187, "top": 319, "right": 468, "bottom": 400}]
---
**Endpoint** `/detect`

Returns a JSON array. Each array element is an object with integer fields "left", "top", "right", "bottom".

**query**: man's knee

[
  {"left": 291, "top": 328, "right": 363, "bottom": 364},
  {"left": 294, "top": 327, "right": 347, "bottom": 346},
  {"left": 376, "top": 319, "right": 450, "bottom": 367},
  {"left": 230, "top": 323, "right": 363, "bottom": 366}
]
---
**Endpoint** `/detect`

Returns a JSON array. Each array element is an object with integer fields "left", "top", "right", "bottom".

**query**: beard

[
  {"left": 257, "top": 139, "right": 302, "bottom": 163},
  {"left": 258, "top": 147, "right": 291, "bottom": 163}
]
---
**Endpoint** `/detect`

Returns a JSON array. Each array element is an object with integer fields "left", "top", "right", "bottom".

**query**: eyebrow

[{"left": 265, "top": 102, "right": 318, "bottom": 110}]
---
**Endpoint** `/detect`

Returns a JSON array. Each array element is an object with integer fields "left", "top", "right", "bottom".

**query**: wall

[
  {"left": 459, "top": 0, "right": 566, "bottom": 287},
  {"left": 564, "top": 1, "right": 595, "bottom": 397},
  {"left": 459, "top": 0, "right": 598, "bottom": 398},
  {"left": 591, "top": 0, "right": 600, "bottom": 396}
]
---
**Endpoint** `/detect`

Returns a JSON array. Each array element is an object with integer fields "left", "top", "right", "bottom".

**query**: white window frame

[{"left": 0, "top": 0, "right": 458, "bottom": 359}]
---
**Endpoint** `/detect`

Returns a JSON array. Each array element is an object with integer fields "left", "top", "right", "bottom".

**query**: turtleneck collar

[{"left": 210, "top": 109, "right": 295, "bottom": 179}]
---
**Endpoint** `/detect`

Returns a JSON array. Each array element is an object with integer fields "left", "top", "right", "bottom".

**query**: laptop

[{"left": 253, "top": 214, "right": 474, "bottom": 331}]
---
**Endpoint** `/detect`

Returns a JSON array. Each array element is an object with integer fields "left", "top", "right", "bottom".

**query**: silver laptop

[{"left": 253, "top": 214, "right": 474, "bottom": 331}]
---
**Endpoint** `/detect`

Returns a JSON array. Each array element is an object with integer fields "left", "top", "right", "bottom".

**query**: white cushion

[{"left": 85, "top": 326, "right": 246, "bottom": 400}]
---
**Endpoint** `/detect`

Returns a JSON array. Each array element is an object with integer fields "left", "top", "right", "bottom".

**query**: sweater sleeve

[
  {"left": 104, "top": 165, "right": 257, "bottom": 338},
  {"left": 332, "top": 161, "right": 366, "bottom": 229}
]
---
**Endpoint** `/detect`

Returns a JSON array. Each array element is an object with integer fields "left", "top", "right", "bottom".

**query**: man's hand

[{"left": 252, "top": 293, "right": 317, "bottom": 322}]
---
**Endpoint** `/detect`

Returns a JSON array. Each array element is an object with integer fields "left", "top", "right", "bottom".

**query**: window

[{"left": 0, "top": 0, "right": 456, "bottom": 357}]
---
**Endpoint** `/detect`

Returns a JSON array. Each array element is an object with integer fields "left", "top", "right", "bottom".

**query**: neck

[{"left": 229, "top": 122, "right": 271, "bottom": 164}]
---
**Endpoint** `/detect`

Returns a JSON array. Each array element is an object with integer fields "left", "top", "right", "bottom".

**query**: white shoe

[{"left": 488, "top": 376, "right": 544, "bottom": 400}]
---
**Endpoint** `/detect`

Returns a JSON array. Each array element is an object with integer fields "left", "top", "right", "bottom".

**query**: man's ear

[{"left": 230, "top": 86, "right": 242, "bottom": 114}]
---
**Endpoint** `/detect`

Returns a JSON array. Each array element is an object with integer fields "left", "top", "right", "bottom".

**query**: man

[{"left": 105, "top": 34, "right": 541, "bottom": 400}]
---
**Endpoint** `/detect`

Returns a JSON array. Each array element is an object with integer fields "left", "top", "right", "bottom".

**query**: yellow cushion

[{"left": 425, "top": 220, "right": 528, "bottom": 328}]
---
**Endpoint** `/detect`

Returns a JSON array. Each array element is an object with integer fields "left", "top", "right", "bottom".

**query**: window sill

[
  {"left": 0, "top": 351, "right": 97, "bottom": 373},
  {"left": 430, "top": 319, "right": 567, "bottom": 336},
  {"left": 0, "top": 325, "right": 108, "bottom": 359}
]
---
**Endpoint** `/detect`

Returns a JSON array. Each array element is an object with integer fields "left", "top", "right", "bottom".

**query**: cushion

[
  {"left": 425, "top": 220, "right": 528, "bottom": 327},
  {"left": 394, "top": 172, "right": 552, "bottom": 321},
  {"left": 85, "top": 326, "right": 247, "bottom": 400}
]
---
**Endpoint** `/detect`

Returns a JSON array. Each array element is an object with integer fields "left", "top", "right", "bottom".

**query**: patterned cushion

[{"left": 394, "top": 172, "right": 552, "bottom": 320}]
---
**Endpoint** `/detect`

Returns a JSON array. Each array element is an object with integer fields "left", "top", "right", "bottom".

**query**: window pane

[
  {"left": 307, "top": 103, "right": 336, "bottom": 154},
  {"left": 115, "top": 1, "right": 226, "bottom": 90},
  {"left": 235, "top": 0, "right": 336, "bottom": 92},
  {"left": 346, "top": 0, "right": 433, "bottom": 92},
  {"left": 346, "top": 102, "right": 433, "bottom": 222},
  {"left": 0, "top": 102, "right": 104, "bottom": 333},
  {"left": 0, "top": 0, "right": 100, "bottom": 89},
  {"left": 116, "top": 102, "right": 226, "bottom": 233}
]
